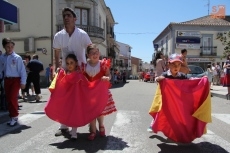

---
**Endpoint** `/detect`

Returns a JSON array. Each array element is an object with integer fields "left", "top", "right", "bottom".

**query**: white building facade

[
  {"left": 153, "top": 15, "right": 230, "bottom": 70},
  {"left": 1, "top": 0, "right": 118, "bottom": 86}
]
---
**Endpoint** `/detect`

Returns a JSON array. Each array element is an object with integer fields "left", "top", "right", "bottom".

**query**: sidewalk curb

[
  {"left": 211, "top": 92, "right": 228, "bottom": 100},
  {"left": 0, "top": 111, "right": 8, "bottom": 118}
]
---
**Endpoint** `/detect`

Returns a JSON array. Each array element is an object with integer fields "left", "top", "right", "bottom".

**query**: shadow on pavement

[
  {"left": 150, "top": 134, "right": 229, "bottom": 153},
  {"left": 50, "top": 133, "right": 129, "bottom": 152},
  {"left": 110, "top": 81, "right": 129, "bottom": 89},
  {"left": 30, "top": 111, "right": 45, "bottom": 114},
  {"left": 157, "top": 142, "right": 229, "bottom": 153}
]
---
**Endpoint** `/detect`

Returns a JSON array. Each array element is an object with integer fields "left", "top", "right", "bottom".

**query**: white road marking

[
  {"left": 0, "top": 112, "right": 45, "bottom": 137},
  {"left": 7, "top": 123, "right": 61, "bottom": 153},
  {"left": 104, "top": 110, "right": 152, "bottom": 153},
  {"left": 212, "top": 113, "right": 230, "bottom": 125},
  {"left": 194, "top": 130, "right": 230, "bottom": 152}
]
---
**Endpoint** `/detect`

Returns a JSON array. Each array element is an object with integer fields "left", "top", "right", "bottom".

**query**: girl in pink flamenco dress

[{"left": 83, "top": 44, "right": 117, "bottom": 141}]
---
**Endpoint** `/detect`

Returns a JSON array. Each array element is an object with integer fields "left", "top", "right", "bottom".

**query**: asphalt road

[{"left": 0, "top": 80, "right": 230, "bottom": 153}]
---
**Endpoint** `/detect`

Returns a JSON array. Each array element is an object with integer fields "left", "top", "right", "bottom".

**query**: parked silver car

[{"left": 187, "top": 65, "right": 206, "bottom": 78}]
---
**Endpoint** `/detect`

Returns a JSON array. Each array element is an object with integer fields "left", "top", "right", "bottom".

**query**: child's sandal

[
  {"left": 88, "top": 132, "right": 96, "bottom": 141},
  {"left": 99, "top": 126, "right": 105, "bottom": 137}
]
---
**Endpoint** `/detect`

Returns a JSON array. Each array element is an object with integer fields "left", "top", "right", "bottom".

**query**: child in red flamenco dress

[
  {"left": 83, "top": 44, "right": 117, "bottom": 140},
  {"left": 45, "top": 54, "right": 109, "bottom": 140}
]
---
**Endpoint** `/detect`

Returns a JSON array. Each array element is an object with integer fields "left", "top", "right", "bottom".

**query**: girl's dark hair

[
  {"left": 66, "top": 54, "right": 77, "bottom": 62},
  {"left": 207, "top": 64, "right": 211, "bottom": 68},
  {"left": 86, "top": 44, "right": 98, "bottom": 54},
  {"left": 153, "top": 51, "right": 163, "bottom": 67}
]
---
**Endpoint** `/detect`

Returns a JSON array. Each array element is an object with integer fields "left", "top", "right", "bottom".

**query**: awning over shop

[{"left": 0, "top": 0, "right": 17, "bottom": 24}]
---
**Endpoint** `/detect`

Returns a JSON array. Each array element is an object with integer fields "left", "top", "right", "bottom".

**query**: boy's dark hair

[
  {"left": 181, "top": 49, "right": 187, "bottom": 54},
  {"left": 66, "top": 54, "right": 77, "bottom": 62},
  {"left": 2, "top": 38, "right": 15, "bottom": 48},
  {"left": 32, "top": 54, "right": 39, "bottom": 59},
  {"left": 62, "top": 7, "right": 76, "bottom": 18},
  {"left": 207, "top": 64, "right": 211, "bottom": 68}
]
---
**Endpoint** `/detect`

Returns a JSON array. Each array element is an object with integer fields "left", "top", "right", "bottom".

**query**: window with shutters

[{"left": 75, "top": 8, "right": 88, "bottom": 25}]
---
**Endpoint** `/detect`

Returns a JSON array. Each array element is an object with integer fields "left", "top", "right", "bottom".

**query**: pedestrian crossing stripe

[
  {"left": 1, "top": 111, "right": 230, "bottom": 152},
  {"left": 212, "top": 114, "right": 230, "bottom": 125},
  {"left": 0, "top": 112, "right": 45, "bottom": 137}
]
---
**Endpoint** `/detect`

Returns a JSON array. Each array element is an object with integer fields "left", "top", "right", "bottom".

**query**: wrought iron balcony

[
  {"left": 200, "top": 46, "right": 217, "bottom": 56},
  {"left": 57, "top": 24, "right": 105, "bottom": 43}
]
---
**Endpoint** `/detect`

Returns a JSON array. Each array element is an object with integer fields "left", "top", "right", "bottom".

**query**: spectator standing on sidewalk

[
  {"left": 206, "top": 64, "right": 213, "bottom": 91},
  {"left": 52, "top": 7, "right": 92, "bottom": 137},
  {"left": 24, "top": 54, "right": 44, "bottom": 102},
  {"left": 1, "top": 38, "right": 27, "bottom": 126},
  {"left": 149, "top": 69, "right": 154, "bottom": 83},
  {"left": 21, "top": 54, "right": 35, "bottom": 100},
  {"left": 216, "top": 62, "right": 221, "bottom": 85},
  {"left": 153, "top": 52, "right": 166, "bottom": 77},
  {"left": 148, "top": 51, "right": 166, "bottom": 132},
  {"left": 45, "top": 64, "right": 52, "bottom": 87},
  {"left": 122, "top": 70, "right": 127, "bottom": 83},
  {"left": 179, "top": 49, "right": 190, "bottom": 75},
  {"left": 223, "top": 54, "right": 230, "bottom": 98},
  {"left": 212, "top": 63, "right": 218, "bottom": 85}
]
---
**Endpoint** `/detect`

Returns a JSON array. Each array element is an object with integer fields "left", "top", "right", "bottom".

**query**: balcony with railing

[
  {"left": 200, "top": 46, "right": 217, "bottom": 56},
  {"left": 57, "top": 24, "right": 105, "bottom": 43}
]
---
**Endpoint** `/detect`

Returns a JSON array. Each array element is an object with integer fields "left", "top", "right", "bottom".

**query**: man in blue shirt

[
  {"left": 2, "top": 38, "right": 27, "bottom": 126},
  {"left": 24, "top": 54, "right": 44, "bottom": 102}
]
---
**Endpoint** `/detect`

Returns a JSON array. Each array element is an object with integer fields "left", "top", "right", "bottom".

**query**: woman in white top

[
  {"left": 153, "top": 52, "right": 166, "bottom": 77},
  {"left": 206, "top": 64, "right": 213, "bottom": 86}
]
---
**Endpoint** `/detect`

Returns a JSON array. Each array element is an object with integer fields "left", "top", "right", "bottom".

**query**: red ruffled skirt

[
  {"left": 44, "top": 70, "right": 110, "bottom": 127},
  {"left": 101, "top": 90, "right": 117, "bottom": 116},
  {"left": 223, "top": 74, "right": 230, "bottom": 87}
]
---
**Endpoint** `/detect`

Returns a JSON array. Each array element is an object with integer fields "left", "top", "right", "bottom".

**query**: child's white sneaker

[{"left": 69, "top": 129, "right": 77, "bottom": 140}]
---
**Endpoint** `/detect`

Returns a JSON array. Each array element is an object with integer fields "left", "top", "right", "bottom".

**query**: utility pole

[{"left": 206, "top": 0, "right": 210, "bottom": 15}]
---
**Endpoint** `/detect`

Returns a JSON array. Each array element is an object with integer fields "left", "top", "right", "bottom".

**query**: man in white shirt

[{"left": 52, "top": 7, "right": 92, "bottom": 139}]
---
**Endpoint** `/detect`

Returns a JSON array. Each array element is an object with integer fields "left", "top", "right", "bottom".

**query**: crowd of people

[
  {"left": 1, "top": 6, "right": 230, "bottom": 145},
  {"left": 0, "top": 8, "right": 117, "bottom": 141},
  {"left": 112, "top": 70, "right": 127, "bottom": 84},
  {"left": 0, "top": 38, "right": 44, "bottom": 126}
]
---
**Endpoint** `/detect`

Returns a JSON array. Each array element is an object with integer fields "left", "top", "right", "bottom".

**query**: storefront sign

[
  {"left": 153, "top": 44, "right": 159, "bottom": 50},
  {"left": 176, "top": 43, "right": 200, "bottom": 49},
  {"left": 176, "top": 37, "right": 200, "bottom": 44},
  {"left": 187, "top": 58, "right": 215, "bottom": 62},
  {"left": 0, "top": 0, "right": 18, "bottom": 24},
  {"left": 177, "top": 31, "right": 201, "bottom": 37}
]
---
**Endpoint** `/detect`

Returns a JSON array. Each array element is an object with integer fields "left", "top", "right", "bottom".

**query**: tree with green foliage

[{"left": 216, "top": 31, "right": 230, "bottom": 57}]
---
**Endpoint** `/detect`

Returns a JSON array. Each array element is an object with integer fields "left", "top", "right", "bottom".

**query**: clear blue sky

[{"left": 104, "top": 0, "right": 230, "bottom": 63}]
